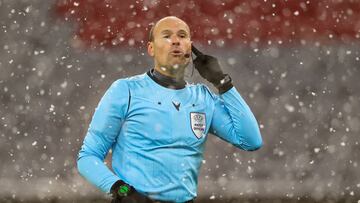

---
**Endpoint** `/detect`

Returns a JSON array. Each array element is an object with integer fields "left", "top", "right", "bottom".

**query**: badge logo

[{"left": 190, "top": 112, "right": 206, "bottom": 139}]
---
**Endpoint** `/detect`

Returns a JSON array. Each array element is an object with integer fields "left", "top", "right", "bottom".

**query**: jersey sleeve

[
  {"left": 77, "top": 79, "right": 129, "bottom": 193},
  {"left": 209, "top": 86, "right": 263, "bottom": 151}
]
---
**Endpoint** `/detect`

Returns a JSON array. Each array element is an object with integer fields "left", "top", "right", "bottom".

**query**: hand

[
  {"left": 192, "top": 45, "right": 224, "bottom": 85},
  {"left": 192, "top": 45, "right": 233, "bottom": 93},
  {"left": 111, "top": 193, "right": 149, "bottom": 203},
  {"left": 110, "top": 180, "right": 150, "bottom": 203}
]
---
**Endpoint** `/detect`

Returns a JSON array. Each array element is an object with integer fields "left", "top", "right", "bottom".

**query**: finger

[{"left": 191, "top": 44, "right": 203, "bottom": 56}]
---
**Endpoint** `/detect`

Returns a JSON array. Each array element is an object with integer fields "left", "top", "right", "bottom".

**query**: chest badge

[{"left": 190, "top": 112, "right": 206, "bottom": 139}]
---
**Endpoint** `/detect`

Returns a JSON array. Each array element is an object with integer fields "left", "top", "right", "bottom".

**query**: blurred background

[{"left": 1, "top": 0, "right": 360, "bottom": 202}]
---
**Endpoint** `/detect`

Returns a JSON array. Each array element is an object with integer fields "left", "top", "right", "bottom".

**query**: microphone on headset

[{"left": 184, "top": 53, "right": 191, "bottom": 58}]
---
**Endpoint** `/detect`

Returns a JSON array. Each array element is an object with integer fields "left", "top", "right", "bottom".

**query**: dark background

[{"left": 1, "top": 0, "right": 360, "bottom": 202}]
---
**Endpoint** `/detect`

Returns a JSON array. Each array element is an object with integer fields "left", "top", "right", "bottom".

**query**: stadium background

[{"left": 1, "top": 0, "right": 360, "bottom": 202}]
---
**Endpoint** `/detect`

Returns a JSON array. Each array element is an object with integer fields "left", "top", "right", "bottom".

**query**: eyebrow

[
  {"left": 160, "top": 29, "right": 189, "bottom": 35},
  {"left": 178, "top": 30, "right": 188, "bottom": 35}
]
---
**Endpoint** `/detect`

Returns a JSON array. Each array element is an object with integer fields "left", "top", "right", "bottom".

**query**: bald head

[
  {"left": 146, "top": 16, "right": 192, "bottom": 78},
  {"left": 149, "top": 16, "right": 190, "bottom": 42}
]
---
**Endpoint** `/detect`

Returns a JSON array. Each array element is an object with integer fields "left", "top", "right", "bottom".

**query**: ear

[{"left": 147, "top": 42, "right": 154, "bottom": 57}]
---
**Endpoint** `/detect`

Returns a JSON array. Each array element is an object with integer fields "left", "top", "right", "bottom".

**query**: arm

[
  {"left": 209, "top": 87, "right": 263, "bottom": 151},
  {"left": 192, "top": 45, "right": 262, "bottom": 151},
  {"left": 77, "top": 79, "right": 129, "bottom": 193}
]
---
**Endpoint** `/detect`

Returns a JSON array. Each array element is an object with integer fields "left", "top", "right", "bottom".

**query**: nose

[{"left": 171, "top": 35, "right": 180, "bottom": 46}]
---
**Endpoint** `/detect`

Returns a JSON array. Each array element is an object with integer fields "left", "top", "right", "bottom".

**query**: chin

[
  {"left": 169, "top": 59, "right": 189, "bottom": 68},
  {"left": 170, "top": 63, "right": 188, "bottom": 70}
]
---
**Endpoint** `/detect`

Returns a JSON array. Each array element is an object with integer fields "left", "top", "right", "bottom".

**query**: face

[{"left": 147, "top": 17, "right": 192, "bottom": 73}]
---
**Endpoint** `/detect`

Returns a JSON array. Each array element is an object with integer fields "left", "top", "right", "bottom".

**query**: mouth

[{"left": 170, "top": 50, "right": 184, "bottom": 57}]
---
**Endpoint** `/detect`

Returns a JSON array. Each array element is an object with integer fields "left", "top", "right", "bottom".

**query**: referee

[{"left": 77, "top": 16, "right": 263, "bottom": 203}]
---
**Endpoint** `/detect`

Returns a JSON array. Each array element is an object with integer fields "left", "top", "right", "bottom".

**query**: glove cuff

[
  {"left": 110, "top": 180, "right": 134, "bottom": 198},
  {"left": 215, "top": 74, "right": 233, "bottom": 94}
]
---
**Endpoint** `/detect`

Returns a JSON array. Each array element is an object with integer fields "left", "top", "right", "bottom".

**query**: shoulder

[
  {"left": 122, "top": 72, "right": 153, "bottom": 91},
  {"left": 106, "top": 79, "right": 129, "bottom": 95},
  {"left": 187, "top": 82, "right": 219, "bottom": 101},
  {"left": 110, "top": 72, "right": 147, "bottom": 90}
]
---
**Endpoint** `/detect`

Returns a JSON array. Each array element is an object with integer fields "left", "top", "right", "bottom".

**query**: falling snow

[{"left": 1, "top": 0, "right": 360, "bottom": 202}]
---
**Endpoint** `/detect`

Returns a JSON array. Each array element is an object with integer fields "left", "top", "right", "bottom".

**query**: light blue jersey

[{"left": 77, "top": 70, "right": 262, "bottom": 202}]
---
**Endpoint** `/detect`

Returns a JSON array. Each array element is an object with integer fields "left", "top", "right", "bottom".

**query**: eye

[
  {"left": 179, "top": 33, "right": 187, "bottom": 38},
  {"left": 163, "top": 35, "right": 170, "bottom": 38}
]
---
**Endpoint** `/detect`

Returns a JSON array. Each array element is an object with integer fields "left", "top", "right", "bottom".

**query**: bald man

[{"left": 77, "top": 16, "right": 263, "bottom": 203}]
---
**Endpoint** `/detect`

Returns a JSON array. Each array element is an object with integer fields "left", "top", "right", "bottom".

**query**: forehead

[{"left": 153, "top": 17, "right": 190, "bottom": 35}]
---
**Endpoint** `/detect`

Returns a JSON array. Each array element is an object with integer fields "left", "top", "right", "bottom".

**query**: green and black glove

[
  {"left": 110, "top": 180, "right": 149, "bottom": 203},
  {"left": 192, "top": 45, "right": 233, "bottom": 94}
]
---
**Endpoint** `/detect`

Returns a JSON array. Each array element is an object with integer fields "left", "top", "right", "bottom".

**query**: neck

[
  {"left": 155, "top": 66, "right": 185, "bottom": 82},
  {"left": 148, "top": 68, "right": 186, "bottom": 89}
]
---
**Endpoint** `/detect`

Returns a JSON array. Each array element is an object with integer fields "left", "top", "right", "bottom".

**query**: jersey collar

[{"left": 147, "top": 69, "right": 186, "bottom": 90}]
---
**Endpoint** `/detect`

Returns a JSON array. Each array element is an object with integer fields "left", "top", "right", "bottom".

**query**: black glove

[
  {"left": 192, "top": 45, "right": 233, "bottom": 94},
  {"left": 110, "top": 180, "right": 150, "bottom": 203}
]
